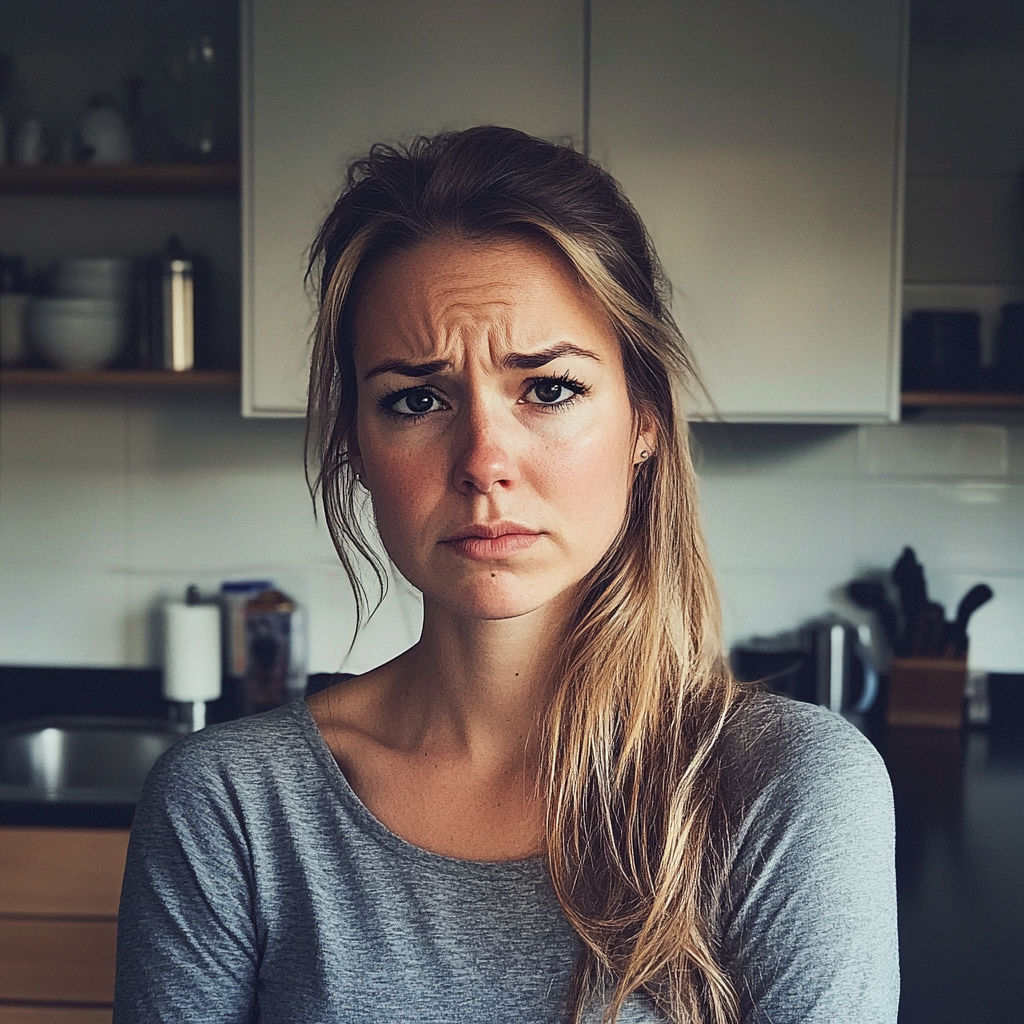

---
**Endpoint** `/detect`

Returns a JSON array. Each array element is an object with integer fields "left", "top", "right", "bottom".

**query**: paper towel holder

[{"left": 163, "top": 585, "right": 222, "bottom": 731}]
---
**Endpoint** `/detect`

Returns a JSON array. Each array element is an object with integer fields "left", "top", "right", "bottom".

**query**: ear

[
  {"left": 347, "top": 427, "right": 366, "bottom": 484},
  {"left": 632, "top": 410, "right": 658, "bottom": 466}
]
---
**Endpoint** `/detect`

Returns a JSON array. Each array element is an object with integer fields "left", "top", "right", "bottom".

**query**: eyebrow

[
  {"left": 502, "top": 343, "right": 601, "bottom": 370},
  {"left": 362, "top": 343, "right": 601, "bottom": 381},
  {"left": 363, "top": 358, "right": 449, "bottom": 381}
]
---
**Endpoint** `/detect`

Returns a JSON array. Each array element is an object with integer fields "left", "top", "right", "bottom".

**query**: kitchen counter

[{"left": 885, "top": 722, "right": 1024, "bottom": 1024}]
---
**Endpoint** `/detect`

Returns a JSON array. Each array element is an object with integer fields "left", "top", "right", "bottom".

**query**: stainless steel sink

[{"left": 0, "top": 717, "right": 189, "bottom": 805}]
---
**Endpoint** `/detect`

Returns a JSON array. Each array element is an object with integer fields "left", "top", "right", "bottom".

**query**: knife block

[{"left": 886, "top": 657, "right": 967, "bottom": 729}]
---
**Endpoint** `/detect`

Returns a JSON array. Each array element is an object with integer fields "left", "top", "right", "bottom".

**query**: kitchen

[{"left": 1, "top": 1, "right": 1023, "bottom": 1022}]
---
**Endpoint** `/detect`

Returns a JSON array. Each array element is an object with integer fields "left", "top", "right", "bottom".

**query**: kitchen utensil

[
  {"left": 29, "top": 296, "right": 127, "bottom": 370},
  {"left": 908, "top": 600, "right": 946, "bottom": 658},
  {"left": 845, "top": 580, "right": 899, "bottom": 652},
  {"left": 891, "top": 547, "right": 928, "bottom": 654},
  {"left": 944, "top": 583, "right": 994, "bottom": 658}
]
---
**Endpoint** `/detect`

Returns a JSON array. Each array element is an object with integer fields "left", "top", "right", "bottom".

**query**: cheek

[
  {"left": 534, "top": 413, "right": 635, "bottom": 529},
  {"left": 365, "top": 448, "right": 439, "bottom": 529}
]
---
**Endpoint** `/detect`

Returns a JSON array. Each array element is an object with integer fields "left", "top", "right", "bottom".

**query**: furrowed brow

[
  {"left": 363, "top": 358, "right": 451, "bottom": 381},
  {"left": 503, "top": 343, "right": 601, "bottom": 371}
]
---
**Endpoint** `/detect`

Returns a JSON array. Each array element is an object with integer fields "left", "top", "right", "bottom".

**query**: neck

[{"left": 385, "top": 595, "right": 572, "bottom": 765}]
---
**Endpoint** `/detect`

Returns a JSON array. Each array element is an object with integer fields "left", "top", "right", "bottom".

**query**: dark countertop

[{"left": 885, "top": 723, "right": 1024, "bottom": 1024}]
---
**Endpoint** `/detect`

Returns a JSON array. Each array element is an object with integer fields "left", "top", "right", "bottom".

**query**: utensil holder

[{"left": 887, "top": 657, "right": 967, "bottom": 729}]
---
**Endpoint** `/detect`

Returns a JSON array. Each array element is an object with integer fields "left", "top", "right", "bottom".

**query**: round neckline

[{"left": 292, "top": 698, "right": 548, "bottom": 877}]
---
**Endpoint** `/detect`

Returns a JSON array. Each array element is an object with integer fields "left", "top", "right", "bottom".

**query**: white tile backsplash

[
  {"left": 126, "top": 467, "right": 329, "bottom": 571},
  {"left": 699, "top": 476, "right": 857, "bottom": 571},
  {"left": 0, "top": 467, "right": 128, "bottom": 569},
  {"left": 860, "top": 423, "right": 1011, "bottom": 479},
  {"left": 0, "top": 567, "right": 130, "bottom": 666},
  {"left": 1, "top": 398, "right": 1022, "bottom": 673},
  {"left": 856, "top": 481, "right": 1024, "bottom": 574}
]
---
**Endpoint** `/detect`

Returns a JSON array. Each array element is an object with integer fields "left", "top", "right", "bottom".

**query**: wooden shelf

[
  {"left": 902, "top": 391, "right": 1024, "bottom": 410},
  {"left": 0, "top": 164, "right": 239, "bottom": 197},
  {"left": 0, "top": 368, "right": 240, "bottom": 390}
]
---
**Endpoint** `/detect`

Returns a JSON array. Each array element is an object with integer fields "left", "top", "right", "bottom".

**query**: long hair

[{"left": 306, "top": 126, "right": 744, "bottom": 1023}]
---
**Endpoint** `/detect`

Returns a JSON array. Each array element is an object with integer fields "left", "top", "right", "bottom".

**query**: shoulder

[
  {"left": 714, "top": 695, "right": 899, "bottom": 1021},
  {"left": 718, "top": 691, "right": 890, "bottom": 809},
  {"left": 140, "top": 700, "right": 317, "bottom": 817},
  {"left": 715, "top": 692, "right": 895, "bottom": 880}
]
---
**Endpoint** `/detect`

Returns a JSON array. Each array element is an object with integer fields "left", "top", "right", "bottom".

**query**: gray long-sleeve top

[{"left": 114, "top": 693, "right": 899, "bottom": 1023}]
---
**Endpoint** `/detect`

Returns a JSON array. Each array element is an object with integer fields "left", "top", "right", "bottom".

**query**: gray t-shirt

[{"left": 113, "top": 693, "right": 898, "bottom": 1023}]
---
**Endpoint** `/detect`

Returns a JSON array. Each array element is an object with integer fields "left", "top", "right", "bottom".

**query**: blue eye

[
  {"left": 379, "top": 387, "right": 445, "bottom": 418},
  {"left": 523, "top": 375, "right": 589, "bottom": 406}
]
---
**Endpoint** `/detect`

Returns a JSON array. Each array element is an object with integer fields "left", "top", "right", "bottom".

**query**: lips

[{"left": 439, "top": 521, "right": 542, "bottom": 560}]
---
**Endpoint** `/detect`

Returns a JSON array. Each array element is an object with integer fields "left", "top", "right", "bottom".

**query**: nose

[{"left": 451, "top": 404, "right": 519, "bottom": 495}]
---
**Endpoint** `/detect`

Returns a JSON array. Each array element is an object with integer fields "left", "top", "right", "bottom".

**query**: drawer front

[
  {"left": 0, "top": 1007, "right": 112, "bottom": 1024},
  {"left": 0, "top": 918, "right": 117, "bottom": 1003},
  {"left": 0, "top": 829, "right": 129, "bottom": 917}
]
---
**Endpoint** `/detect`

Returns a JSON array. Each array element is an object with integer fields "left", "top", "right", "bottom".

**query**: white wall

[
  {"left": 692, "top": 420, "right": 1024, "bottom": 672},
  {"left": 1, "top": 392, "right": 1021, "bottom": 673},
  {"left": 0, "top": 389, "right": 423, "bottom": 676}
]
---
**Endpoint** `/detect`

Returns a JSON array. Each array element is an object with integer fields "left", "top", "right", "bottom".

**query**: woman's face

[{"left": 349, "top": 234, "right": 647, "bottom": 622}]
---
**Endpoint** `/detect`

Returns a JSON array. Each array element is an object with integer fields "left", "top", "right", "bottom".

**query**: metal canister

[
  {"left": 162, "top": 254, "right": 194, "bottom": 371},
  {"left": 140, "top": 236, "right": 199, "bottom": 370}
]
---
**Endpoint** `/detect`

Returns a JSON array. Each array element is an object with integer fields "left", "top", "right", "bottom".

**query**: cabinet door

[
  {"left": 244, "top": 0, "right": 584, "bottom": 416},
  {"left": 590, "top": 0, "right": 907, "bottom": 422},
  {"left": 0, "top": 828, "right": 128, "bottom": 916}
]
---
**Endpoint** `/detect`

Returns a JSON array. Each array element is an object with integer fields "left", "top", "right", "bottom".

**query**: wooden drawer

[
  {"left": 0, "top": 918, "right": 117, "bottom": 1003},
  {"left": 0, "top": 1007, "right": 112, "bottom": 1024},
  {"left": 0, "top": 829, "right": 129, "bottom": 917}
]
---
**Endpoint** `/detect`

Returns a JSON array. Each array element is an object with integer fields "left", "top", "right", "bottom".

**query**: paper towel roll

[{"left": 163, "top": 602, "right": 222, "bottom": 703}]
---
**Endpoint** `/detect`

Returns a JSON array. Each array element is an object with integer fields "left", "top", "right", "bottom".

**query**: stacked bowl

[{"left": 30, "top": 258, "right": 132, "bottom": 371}]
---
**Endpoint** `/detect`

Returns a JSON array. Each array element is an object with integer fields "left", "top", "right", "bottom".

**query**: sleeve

[
  {"left": 720, "top": 708, "right": 899, "bottom": 1024},
  {"left": 113, "top": 737, "right": 260, "bottom": 1024}
]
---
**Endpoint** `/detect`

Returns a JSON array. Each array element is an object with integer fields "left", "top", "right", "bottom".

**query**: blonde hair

[{"left": 306, "top": 127, "right": 746, "bottom": 1023}]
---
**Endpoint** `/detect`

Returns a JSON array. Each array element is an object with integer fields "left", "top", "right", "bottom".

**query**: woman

[{"left": 115, "top": 127, "right": 898, "bottom": 1023}]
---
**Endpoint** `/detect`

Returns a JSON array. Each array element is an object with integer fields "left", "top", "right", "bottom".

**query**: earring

[{"left": 639, "top": 450, "right": 649, "bottom": 460}]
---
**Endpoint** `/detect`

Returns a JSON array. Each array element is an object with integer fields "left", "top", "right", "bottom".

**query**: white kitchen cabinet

[
  {"left": 590, "top": 0, "right": 908, "bottom": 422},
  {"left": 243, "top": 0, "right": 584, "bottom": 416}
]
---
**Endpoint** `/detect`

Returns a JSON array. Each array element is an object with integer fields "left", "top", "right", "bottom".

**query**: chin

[{"left": 421, "top": 570, "right": 578, "bottom": 623}]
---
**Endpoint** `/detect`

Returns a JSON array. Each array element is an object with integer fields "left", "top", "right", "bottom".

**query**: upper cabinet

[
  {"left": 244, "top": 0, "right": 907, "bottom": 421},
  {"left": 243, "top": 0, "right": 584, "bottom": 416},
  {"left": 589, "top": 0, "right": 908, "bottom": 422}
]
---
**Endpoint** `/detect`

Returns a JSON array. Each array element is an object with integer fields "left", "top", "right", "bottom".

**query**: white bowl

[
  {"left": 52, "top": 258, "right": 133, "bottom": 301},
  {"left": 29, "top": 298, "right": 128, "bottom": 371}
]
